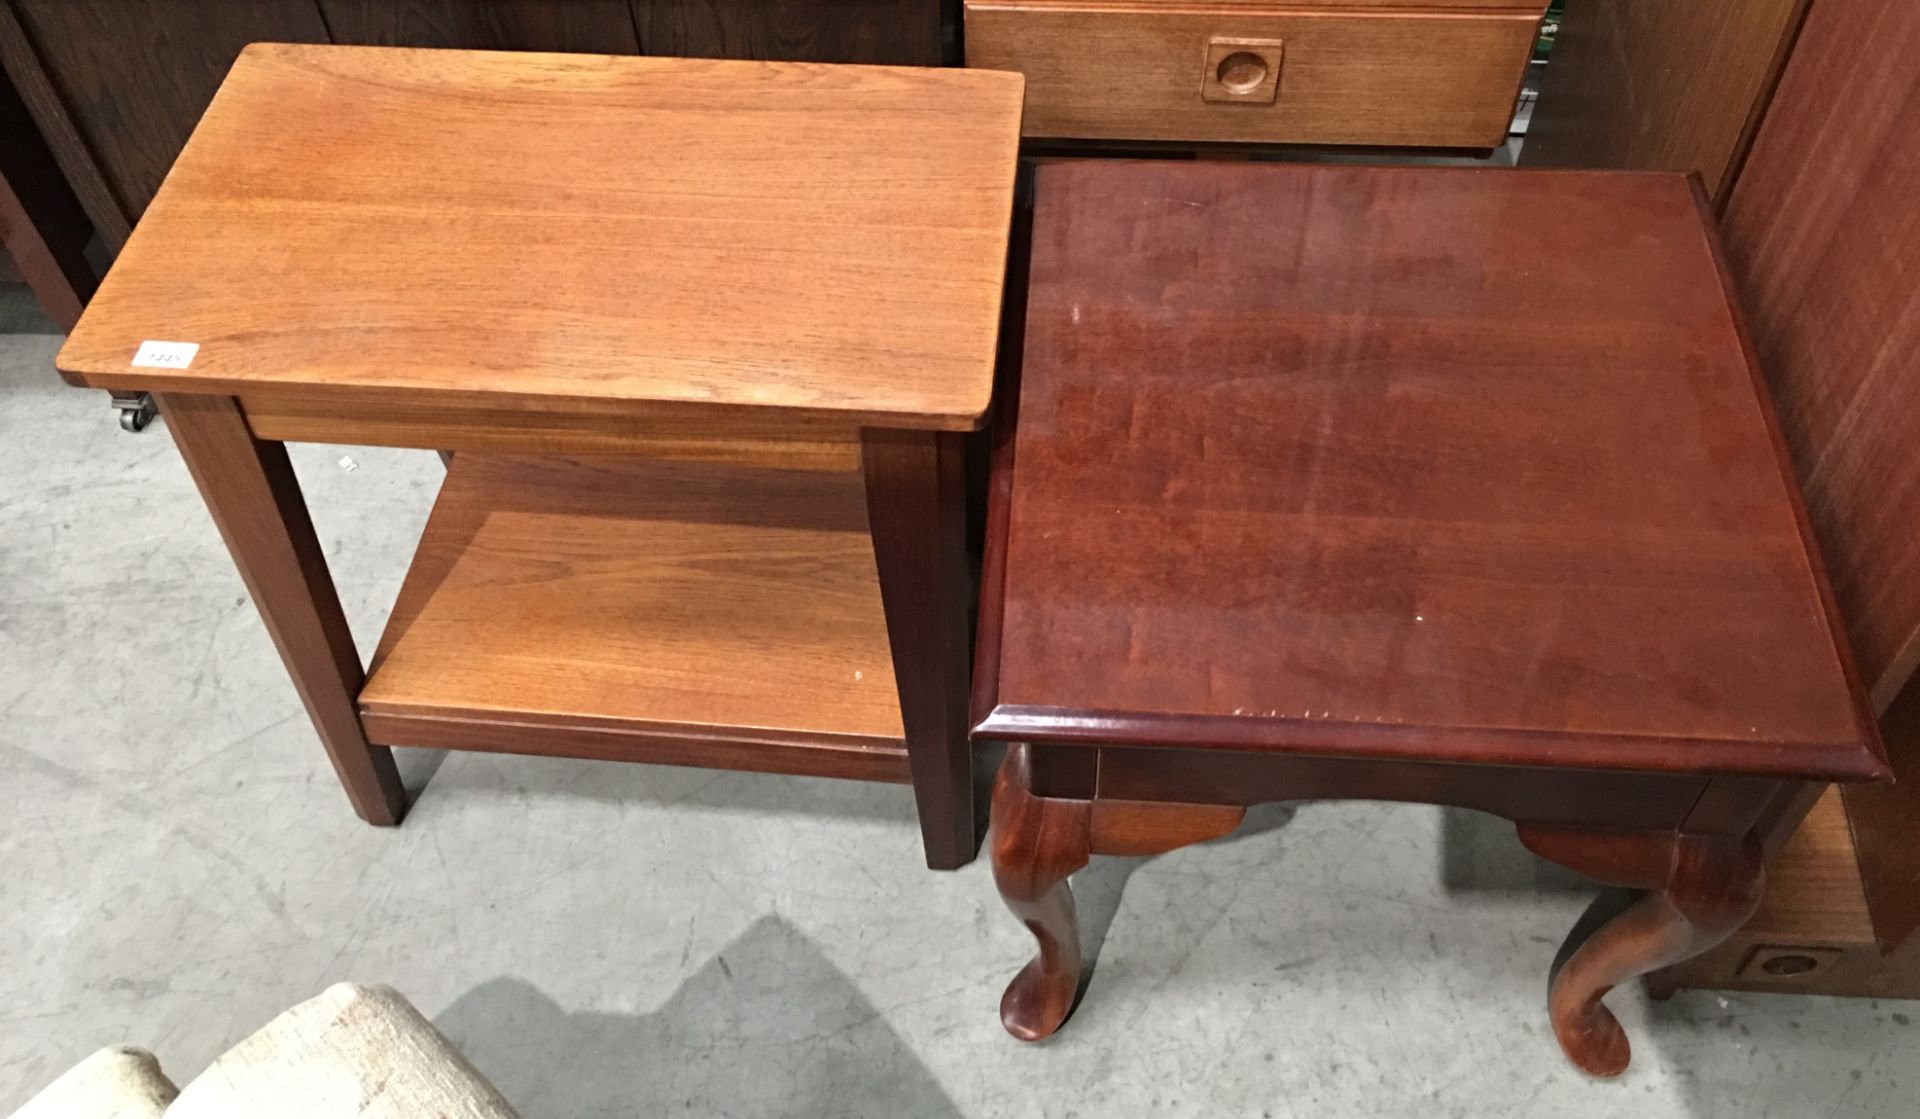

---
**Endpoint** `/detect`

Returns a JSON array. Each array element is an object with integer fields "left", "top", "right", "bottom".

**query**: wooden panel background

[
  {"left": 0, "top": 2, "right": 128, "bottom": 246},
  {"left": 0, "top": 50, "right": 95, "bottom": 329},
  {"left": 1718, "top": 0, "right": 1920, "bottom": 952},
  {"left": 0, "top": 0, "right": 945, "bottom": 240},
  {"left": 1520, "top": 0, "right": 1810, "bottom": 203},
  {"left": 634, "top": 0, "right": 943, "bottom": 66},
  {"left": 1721, "top": 0, "right": 1920, "bottom": 710},
  {"left": 7, "top": 0, "right": 332, "bottom": 226},
  {"left": 317, "top": 1, "right": 640, "bottom": 53}
]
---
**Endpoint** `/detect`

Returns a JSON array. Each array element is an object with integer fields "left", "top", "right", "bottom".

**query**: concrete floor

[{"left": 2, "top": 287, "right": 1916, "bottom": 1118}]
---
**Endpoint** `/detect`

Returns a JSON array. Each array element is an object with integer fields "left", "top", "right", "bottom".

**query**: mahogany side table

[
  {"left": 972, "top": 161, "right": 1889, "bottom": 1072},
  {"left": 54, "top": 44, "right": 1024, "bottom": 869}
]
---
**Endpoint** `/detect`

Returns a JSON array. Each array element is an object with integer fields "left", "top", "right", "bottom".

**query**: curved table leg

[
  {"left": 991, "top": 745, "right": 1246, "bottom": 1041},
  {"left": 1521, "top": 826, "right": 1763, "bottom": 1077},
  {"left": 992, "top": 745, "right": 1091, "bottom": 1040}
]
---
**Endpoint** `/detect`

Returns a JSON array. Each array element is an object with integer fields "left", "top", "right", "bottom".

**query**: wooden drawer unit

[{"left": 965, "top": 1, "right": 1547, "bottom": 146}]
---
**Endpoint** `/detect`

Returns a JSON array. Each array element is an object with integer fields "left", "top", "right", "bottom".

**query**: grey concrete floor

[{"left": 2, "top": 286, "right": 1916, "bottom": 1118}]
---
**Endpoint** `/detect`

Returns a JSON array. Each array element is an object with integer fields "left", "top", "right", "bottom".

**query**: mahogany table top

[{"left": 975, "top": 161, "right": 1884, "bottom": 781}]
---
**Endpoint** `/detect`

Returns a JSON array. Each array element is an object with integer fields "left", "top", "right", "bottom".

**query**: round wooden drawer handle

[{"left": 1215, "top": 51, "right": 1269, "bottom": 96}]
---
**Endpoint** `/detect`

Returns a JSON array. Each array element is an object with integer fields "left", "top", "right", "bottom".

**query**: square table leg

[
  {"left": 157, "top": 393, "right": 407, "bottom": 826},
  {"left": 862, "top": 428, "right": 977, "bottom": 869}
]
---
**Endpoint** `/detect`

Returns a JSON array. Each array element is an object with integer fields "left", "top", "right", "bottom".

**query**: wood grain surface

[
  {"left": 1715, "top": 0, "right": 1920, "bottom": 960},
  {"left": 360, "top": 709, "right": 911, "bottom": 783},
  {"left": 1719, "top": 0, "right": 1920, "bottom": 709},
  {"left": 240, "top": 389, "right": 863, "bottom": 470},
  {"left": 56, "top": 44, "right": 1023, "bottom": 430},
  {"left": 964, "top": 1, "right": 1541, "bottom": 146},
  {"left": 359, "top": 454, "right": 906, "bottom": 748},
  {"left": 862, "top": 429, "right": 979, "bottom": 866},
  {"left": 977, "top": 161, "right": 1882, "bottom": 781},
  {"left": 1520, "top": 0, "right": 1809, "bottom": 202}
]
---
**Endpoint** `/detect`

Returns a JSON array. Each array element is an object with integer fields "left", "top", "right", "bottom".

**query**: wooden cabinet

[
  {"left": 964, "top": 0, "right": 1546, "bottom": 146},
  {"left": 1521, "top": 0, "right": 1810, "bottom": 204}
]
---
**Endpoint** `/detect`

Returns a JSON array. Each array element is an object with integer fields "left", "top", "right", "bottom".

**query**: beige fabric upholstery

[
  {"left": 167, "top": 983, "right": 518, "bottom": 1119},
  {"left": 8, "top": 1045, "right": 178, "bottom": 1119},
  {"left": 13, "top": 984, "right": 517, "bottom": 1119}
]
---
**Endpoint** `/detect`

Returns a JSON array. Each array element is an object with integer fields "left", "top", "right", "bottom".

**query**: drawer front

[{"left": 965, "top": 2, "right": 1545, "bottom": 147}]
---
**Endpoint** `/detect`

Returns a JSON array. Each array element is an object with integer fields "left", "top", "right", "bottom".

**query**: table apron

[
  {"left": 237, "top": 389, "right": 864, "bottom": 472},
  {"left": 1084, "top": 744, "right": 1715, "bottom": 832}
]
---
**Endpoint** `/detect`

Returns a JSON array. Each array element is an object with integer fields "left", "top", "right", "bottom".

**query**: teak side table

[
  {"left": 54, "top": 44, "right": 1025, "bottom": 870},
  {"left": 973, "top": 162, "right": 1890, "bottom": 1073}
]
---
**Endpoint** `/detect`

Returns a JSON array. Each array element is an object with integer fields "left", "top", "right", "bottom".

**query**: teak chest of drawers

[
  {"left": 965, "top": 0, "right": 1548, "bottom": 146},
  {"left": 54, "top": 44, "right": 1025, "bottom": 870}
]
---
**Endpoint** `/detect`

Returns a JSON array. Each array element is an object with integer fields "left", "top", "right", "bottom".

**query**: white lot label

[{"left": 132, "top": 340, "right": 200, "bottom": 370}]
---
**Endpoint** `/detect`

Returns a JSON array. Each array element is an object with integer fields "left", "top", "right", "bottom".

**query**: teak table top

[
  {"left": 976, "top": 161, "right": 1884, "bottom": 782},
  {"left": 55, "top": 44, "right": 1024, "bottom": 431}
]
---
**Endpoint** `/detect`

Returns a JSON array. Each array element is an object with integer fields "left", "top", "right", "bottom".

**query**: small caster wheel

[{"left": 111, "top": 392, "right": 157, "bottom": 433}]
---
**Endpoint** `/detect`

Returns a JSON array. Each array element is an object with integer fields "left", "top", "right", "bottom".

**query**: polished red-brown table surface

[{"left": 971, "top": 161, "right": 1887, "bottom": 1076}]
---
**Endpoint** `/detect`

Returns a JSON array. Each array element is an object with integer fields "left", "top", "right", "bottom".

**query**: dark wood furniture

[
  {"left": 55, "top": 44, "right": 1024, "bottom": 869},
  {"left": 973, "top": 160, "right": 1887, "bottom": 1075},
  {"left": 0, "top": 63, "right": 91, "bottom": 332},
  {"left": 0, "top": 57, "right": 155, "bottom": 428},
  {"left": 1527, "top": 0, "right": 1920, "bottom": 1001}
]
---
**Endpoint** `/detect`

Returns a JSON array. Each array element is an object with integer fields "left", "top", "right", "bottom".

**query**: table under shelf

[{"left": 357, "top": 454, "right": 911, "bottom": 784}]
